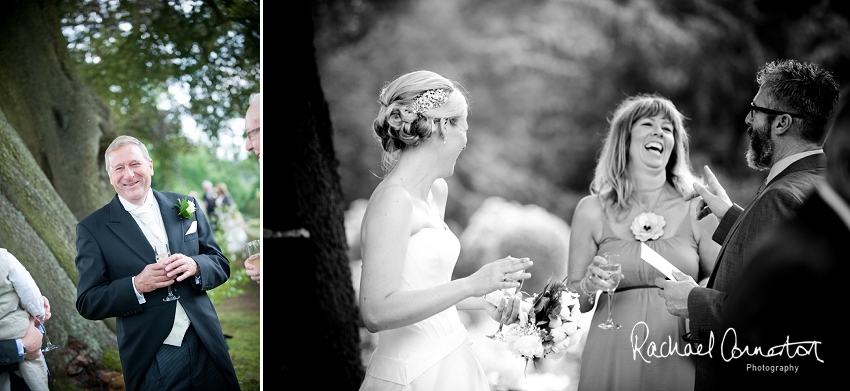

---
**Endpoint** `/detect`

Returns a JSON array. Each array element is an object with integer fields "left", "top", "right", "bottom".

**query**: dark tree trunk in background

[
  {"left": 0, "top": 1, "right": 119, "bottom": 386},
  {"left": 0, "top": 0, "right": 115, "bottom": 221},
  {"left": 0, "top": 108, "right": 118, "bottom": 389},
  {"left": 282, "top": 2, "right": 364, "bottom": 388}
]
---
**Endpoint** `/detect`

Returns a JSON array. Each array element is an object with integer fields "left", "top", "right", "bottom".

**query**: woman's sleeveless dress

[
  {"left": 360, "top": 225, "right": 490, "bottom": 391},
  {"left": 578, "top": 210, "right": 698, "bottom": 391}
]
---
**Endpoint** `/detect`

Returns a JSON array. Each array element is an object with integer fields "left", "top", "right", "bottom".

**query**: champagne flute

[
  {"left": 155, "top": 242, "right": 180, "bottom": 302},
  {"left": 35, "top": 316, "right": 59, "bottom": 352},
  {"left": 245, "top": 239, "right": 261, "bottom": 268},
  {"left": 597, "top": 253, "right": 622, "bottom": 330},
  {"left": 486, "top": 268, "right": 525, "bottom": 340}
]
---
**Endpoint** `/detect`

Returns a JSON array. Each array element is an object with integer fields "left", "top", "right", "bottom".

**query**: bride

[{"left": 358, "top": 70, "right": 533, "bottom": 391}]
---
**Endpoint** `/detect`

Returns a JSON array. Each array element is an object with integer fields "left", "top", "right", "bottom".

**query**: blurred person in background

[
  {"left": 201, "top": 180, "right": 218, "bottom": 231},
  {"left": 656, "top": 59, "right": 840, "bottom": 390},
  {"left": 358, "top": 70, "right": 532, "bottom": 390},
  {"left": 243, "top": 92, "right": 261, "bottom": 284},
  {"left": 569, "top": 93, "right": 720, "bottom": 391},
  {"left": 213, "top": 182, "right": 233, "bottom": 212}
]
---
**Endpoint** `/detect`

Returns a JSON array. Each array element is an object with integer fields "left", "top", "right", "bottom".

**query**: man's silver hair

[{"left": 104, "top": 135, "right": 151, "bottom": 174}]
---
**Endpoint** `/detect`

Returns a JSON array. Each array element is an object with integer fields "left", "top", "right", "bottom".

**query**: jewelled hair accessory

[{"left": 406, "top": 89, "right": 450, "bottom": 114}]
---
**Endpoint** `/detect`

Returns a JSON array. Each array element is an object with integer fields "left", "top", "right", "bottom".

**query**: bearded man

[{"left": 654, "top": 59, "right": 841, "bottom": 390}]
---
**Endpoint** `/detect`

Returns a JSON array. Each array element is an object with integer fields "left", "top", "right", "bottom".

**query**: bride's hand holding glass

[
  {"left": 485, "top": 293, "right": 522, "bottom": 325},
  {"left": 468, "top": 256, "right": 533, "bottom": 297},
  {"left": 481, "top": 257, "right": 532, "bottom": 340}
]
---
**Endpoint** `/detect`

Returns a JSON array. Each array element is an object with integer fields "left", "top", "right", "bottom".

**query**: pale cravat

[
  {"left": 130, "top": 204, "right": 166, "bottom": 245},
  {"left": 128, "top": 202, "right": 190, "bottom": 347}
]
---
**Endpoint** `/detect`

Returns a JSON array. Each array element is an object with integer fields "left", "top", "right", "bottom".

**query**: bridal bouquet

[{"left": 486, "top": 276, "right": 584, "bottom": 364}]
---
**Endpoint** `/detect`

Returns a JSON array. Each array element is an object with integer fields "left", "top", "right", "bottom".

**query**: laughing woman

[{"left": 568, "top": 93, "right": 721, "bottom": 391}]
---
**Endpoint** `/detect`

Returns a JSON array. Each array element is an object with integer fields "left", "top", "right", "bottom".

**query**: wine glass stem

[{"left": 607, "top": 291, "right": 615, "bottom": 322}]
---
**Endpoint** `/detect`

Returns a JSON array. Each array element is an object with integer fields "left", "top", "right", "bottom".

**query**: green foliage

[
  {"left": 60, "top": 0, "right": 260, "bottom": 141},
  {"left": 209, "top": 268, "right": 249, "bottom": 307},
  {"left": 150, "top": 143, "right": 260, "bottom": 221},
  {"left": 58, "top": 0, "right": 261, "bottom": 189},
  {"left": 218, "top": 308, "right": 261, "bottom": 391},
  {"left": 102, "top": 349, "right": 122, "bottom": 372},
  {"left": 213, "top": 226, "right": 260, "bottom": 390},
  {"left": 208, "top": 221, "right": 249, "bottom": 306}
]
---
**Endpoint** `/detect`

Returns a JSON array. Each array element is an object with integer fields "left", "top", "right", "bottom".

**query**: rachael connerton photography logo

[
  {"left": 629, "top": 321, "right": 824, "bottom": 363},
  {"left": 746, "top": 364, "right": 800, "bottom": 373}
]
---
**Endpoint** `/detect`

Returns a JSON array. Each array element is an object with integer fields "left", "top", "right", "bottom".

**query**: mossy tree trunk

[
  {"left": 0, "top": 0, "right": 118, "bottom": 387},
  {"left": 0, "top": 0, "right": 115, "bottom": 221},
  {"left": 281, "top": 1, "right": 365, "bottom": 388},
  {"left": 0, "top": 109, "right": 118, "bottom": 386}
]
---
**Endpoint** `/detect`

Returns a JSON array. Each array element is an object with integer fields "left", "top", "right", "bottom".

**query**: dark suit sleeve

[
  {"left": 186, "top": 197, "right": 231, "bottom": 291},
  {"left": 75, "top": 223, "right": 143, "bottom": 320},
  {"left": 712, "top": 203, "right": 743, "bottom": 244},
  {"left": 690, "top": 187, "right": 809, "bottom": 340},
  {"left": 0, "top": 339, "right": 22, "bottom": 372}
]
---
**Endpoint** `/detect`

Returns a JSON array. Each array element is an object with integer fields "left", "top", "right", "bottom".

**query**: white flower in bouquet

[
  {"left": 508, "top": 333, "right": 545, "bottom": 358},
  {"left": 489, "top": 274, "right": 585, "bottom": 366},
  {"left": 559, "top": 291, "right": 580, "bottom": 316},
  {"left": 548, "top": 315, "right": 562, "bottom": 329},
  {"left": 571, "top": 303, "right": 582, "bottom": 319},
  {"left": 561, "top": 320, "right": 578, "bottom": 336},
  {"left": 550, "top": 327, "right": 567, "bottom": 343}
]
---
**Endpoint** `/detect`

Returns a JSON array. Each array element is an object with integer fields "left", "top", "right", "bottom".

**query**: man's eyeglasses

[
  {"left": 749, "top": 102, "right": 805, "bottom": 118},
  {"left": 245, "top": 127, "right": 260, "bottom": 141}
]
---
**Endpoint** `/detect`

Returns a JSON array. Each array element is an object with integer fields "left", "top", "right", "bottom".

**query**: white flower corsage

[{"left": 630, "top": 212, "right": 665, "bottom": 242}]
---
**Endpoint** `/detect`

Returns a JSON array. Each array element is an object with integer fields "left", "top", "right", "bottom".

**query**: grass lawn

[{"left": 217, "top": 261, "right": 261, "bottom": 391}]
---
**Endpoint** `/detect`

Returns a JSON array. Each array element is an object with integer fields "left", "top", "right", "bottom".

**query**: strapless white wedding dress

[{"left": 360, "top": 225, "right": 490, "bottom": 391}]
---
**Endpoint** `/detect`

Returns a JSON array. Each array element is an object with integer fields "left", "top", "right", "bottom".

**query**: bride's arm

[
  {"left": 456, "top": 296, "right": 487, "bottom": 310},
  {"left": 359, "top": 185, "right": 483, "bottom": 332}
]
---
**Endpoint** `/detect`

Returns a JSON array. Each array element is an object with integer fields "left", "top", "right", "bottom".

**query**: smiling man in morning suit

[{"left": 75, "top": 135, "right": 240, "bottom": 391}]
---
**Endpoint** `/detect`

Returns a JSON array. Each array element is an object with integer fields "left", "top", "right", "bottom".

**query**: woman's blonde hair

[
  {"left": 590, "top": 93, "right": 698, "bottom": 215},
  {"left": 372, "top": 70, "right": 469, "bottom": 175}
]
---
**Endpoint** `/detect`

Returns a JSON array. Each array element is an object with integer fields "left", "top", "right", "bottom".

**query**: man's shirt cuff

[{"left": 131, "top": 276, "right": 146, "bottom": 304}]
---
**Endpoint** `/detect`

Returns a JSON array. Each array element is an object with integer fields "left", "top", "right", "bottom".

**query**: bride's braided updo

[{"left": 372, "top": 70, "right": 468, "bottom": 175}]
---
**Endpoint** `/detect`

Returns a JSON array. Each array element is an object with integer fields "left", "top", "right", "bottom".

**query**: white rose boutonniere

[
  {"left": 630, "top": 212, "right": 665, "bottom": 242},
  {"left": 175, "top": 197, "right": 196, "bottom": 219}
]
